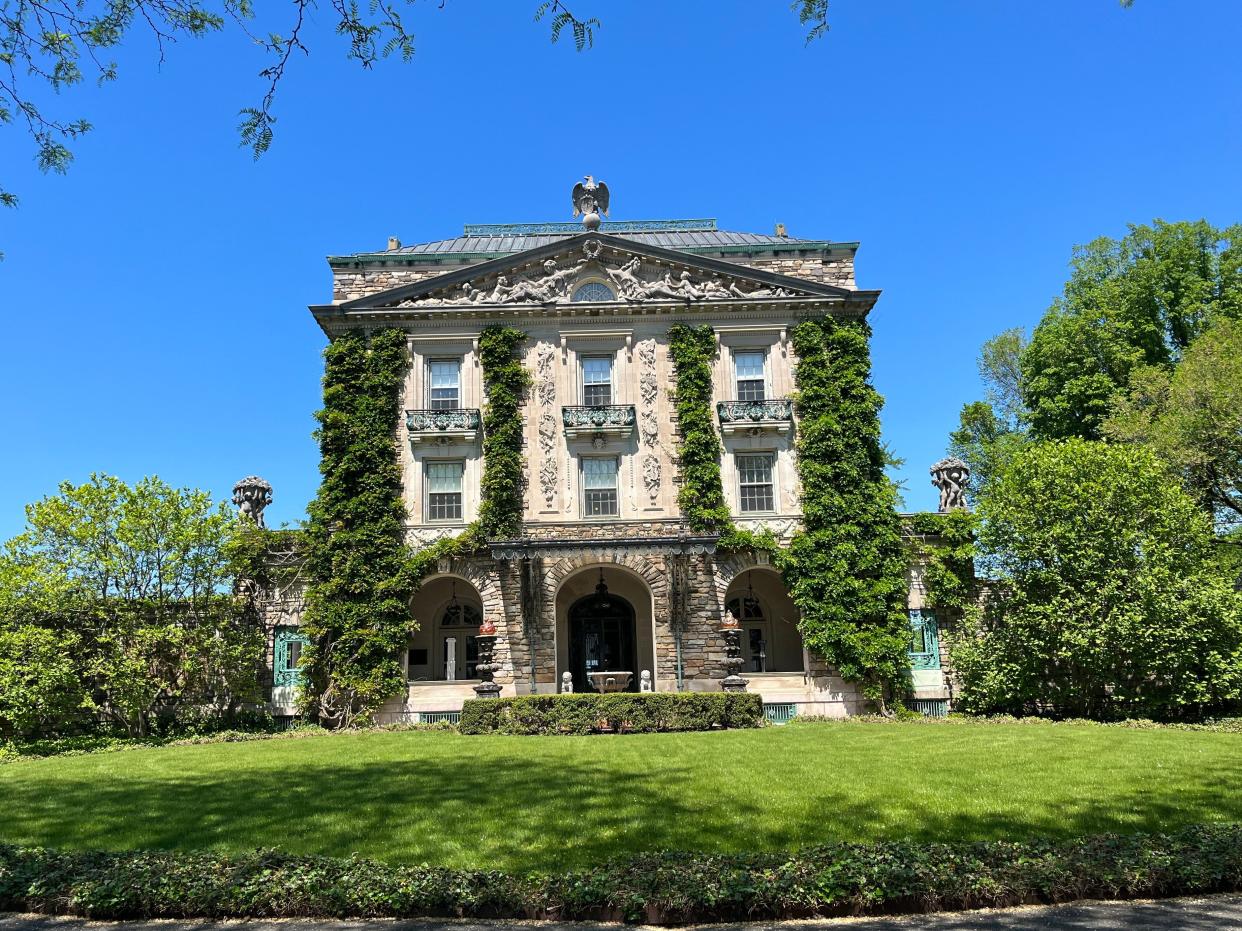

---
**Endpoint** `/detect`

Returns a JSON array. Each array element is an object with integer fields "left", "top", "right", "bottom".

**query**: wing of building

[{"left": 263, "top": 215, "right": 953, "bottom": 721}]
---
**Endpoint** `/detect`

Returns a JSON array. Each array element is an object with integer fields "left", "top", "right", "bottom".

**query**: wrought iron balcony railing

[
  {"left": 561, "top": 404, "right": 636, "bottom": 439},
  {"left": 405, "top": 408, "right": 482, "bottom": 443},
  {"left": 716, "top": 399, "right": 794, "bottom": 435}
]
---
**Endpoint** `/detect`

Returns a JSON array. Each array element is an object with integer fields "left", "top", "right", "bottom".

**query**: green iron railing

[{"left": 763, "top": 702, "right": 798, "bottom": 725}]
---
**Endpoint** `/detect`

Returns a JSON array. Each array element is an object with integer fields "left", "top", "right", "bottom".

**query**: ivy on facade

[
  {"left": 666, "top": 319, "right": 909, "bottom": 703},
  {"left": 477, "top": 325, "right": 532, "bottom": 539},
  {"left": 667, "top": 324, "right": 732, "bottom": 534},
  {"left": 407, "top": 325, "right": 531, "bottom": 582},
  {"left": 299, "top": 328, "right": 417, "bottom": 727},
  {"left": 905, "top": 511, "right": 978, "bottom": 614},
  {"left": 780, "top": 318, "right": 911, "bottom": 704}
]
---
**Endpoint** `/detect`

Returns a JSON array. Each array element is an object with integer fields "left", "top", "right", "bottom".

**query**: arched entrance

[
  {"left": 407, "top": 575, "right": 485, "bottom": 682},
  {"left": 567, "top": 570, "right": 637, "bottom": 692},
  {"left": 724, "top": 568, "right": 805, "bottom": 673}
]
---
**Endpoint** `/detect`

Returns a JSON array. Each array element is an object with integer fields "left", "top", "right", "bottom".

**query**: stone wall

[{"left": 332, "top": 264, "right": 475, "bottom": 303}]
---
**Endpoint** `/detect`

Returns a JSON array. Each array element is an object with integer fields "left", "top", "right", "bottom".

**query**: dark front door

[{"left": 569, "top": 588, "right": 637, "bottom": 693}]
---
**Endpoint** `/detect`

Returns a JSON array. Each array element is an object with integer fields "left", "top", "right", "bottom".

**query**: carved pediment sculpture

[{"left": 396, "top": 240, "right": 796, "bottom": 308}]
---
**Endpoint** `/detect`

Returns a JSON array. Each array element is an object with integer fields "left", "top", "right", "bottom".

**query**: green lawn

[{"left": 1, "top": 721, "right": 1239, "bottom": 872}]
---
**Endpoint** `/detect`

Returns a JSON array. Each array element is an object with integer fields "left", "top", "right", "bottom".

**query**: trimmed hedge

[
  {"left": 458, "top": 692, "right": 765, "bottom": 735},
  {"left": 3, "top": 825, "right": 1241, "bottom": 923}
]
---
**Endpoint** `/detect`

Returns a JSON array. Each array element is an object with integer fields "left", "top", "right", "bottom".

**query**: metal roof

[{"left": 348, "top": 219, "right": 838, "bottom": 259}]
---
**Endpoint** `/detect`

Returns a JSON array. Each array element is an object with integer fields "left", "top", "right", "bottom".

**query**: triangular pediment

[{"left": 334, "top": 232, "right": 853, "bottom": 311}]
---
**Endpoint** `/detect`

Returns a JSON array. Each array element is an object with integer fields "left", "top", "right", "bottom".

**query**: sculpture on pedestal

[
  {"left": 560, "top": 671, "right": 574, "bottom": 694},
  {"left": 232, "top": 476, "right": 272, "bottom": 528},
  {"left": 930, "top": 457, "right": 971, "bottom": 512},
  {"left": 572, "top": 175, "right": 610, "bottom": 230}
]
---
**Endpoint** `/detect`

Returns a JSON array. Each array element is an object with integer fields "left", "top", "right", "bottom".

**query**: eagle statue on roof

[{"left": 572, "top": 175, "right": 610, "bottom": 229}]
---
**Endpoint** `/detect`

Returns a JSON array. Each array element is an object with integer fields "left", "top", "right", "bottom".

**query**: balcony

[
  {"left": 561, "top": 404, "right": 636, "bottom": 441},
  {"left": 405, "top": 408, "right": 481, "bottom": 445},
  {"left": 716, "top": 399, "right": 794, "bottom": 436}
]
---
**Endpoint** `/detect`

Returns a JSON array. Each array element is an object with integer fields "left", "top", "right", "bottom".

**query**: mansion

[{"left": 257, "top": 191, "right": 956, "bottom": 721}]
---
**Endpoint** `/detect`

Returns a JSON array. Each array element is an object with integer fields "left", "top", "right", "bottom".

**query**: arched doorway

[
  {"left": 568, "top": 569, "right": 638, "bottom": 692},
  {"left": 407, "top": 575, "right": 485, "bottom": 682},
  {"left": 724, "top": 568, "right": 805, "bottom": 674}
]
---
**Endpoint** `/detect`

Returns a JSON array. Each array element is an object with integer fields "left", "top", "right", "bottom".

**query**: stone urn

[
  {"left": 719, "top": 616, "right": 748, "bottom": 693},
  {"left": 472, "top": 618, "right": 501, "bottom": 699}
]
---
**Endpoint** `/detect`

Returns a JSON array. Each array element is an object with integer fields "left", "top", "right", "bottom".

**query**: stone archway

[
  {"left": 722, "top": 566, "right": 804, "bottom": 674},
  {"left": 567, "top": 579, "right": 638, "bottom": 693},
  {"left": 553, "top": 562, "right": 657, "bottom": 692}
]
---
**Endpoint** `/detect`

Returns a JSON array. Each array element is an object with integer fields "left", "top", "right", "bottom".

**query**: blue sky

[{"left": 3, "top": 0, "right": 1240, "bottom": 536}]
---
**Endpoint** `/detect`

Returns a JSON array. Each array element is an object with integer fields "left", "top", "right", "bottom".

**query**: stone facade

[{"left": 261, "top": 217, "right": 953, "bottom": 721}]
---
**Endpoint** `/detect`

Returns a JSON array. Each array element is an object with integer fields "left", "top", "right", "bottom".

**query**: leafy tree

[
  {"left": 1022, "top": 221, "right": 1242, "bottom": 440},
  {"left": 0, "top": 474, "right": 260, "bottom": 737},
  {"left": 1104, "top": 317, "right": 1242, "bottom": 529},
  {"left": 947, "top": 400, "right": 1029, "bottom": 506},
  {"left": 953, "top": 439, "right": 1242, "bottom": 721}
]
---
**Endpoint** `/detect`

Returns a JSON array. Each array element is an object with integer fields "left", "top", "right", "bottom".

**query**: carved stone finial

[
  {"left": 930, "top": 457, "right": 970, "bottom": 512},
  {"left": 232, "top": 476, "right": 273, "bottom": 528},
  {"left": 571, "top": 175, "right": 610, "bottom": 230}
]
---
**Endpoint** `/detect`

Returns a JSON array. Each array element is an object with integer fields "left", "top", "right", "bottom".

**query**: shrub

[
  {"left": 2, "top": 825, "right": 1241, "bottom": 922},
  {"left": 458, "top": 692, "right": 764, "bottom": 735},
  {"left": 955, "top": 439, "right": 1242, "bottom": 720}
]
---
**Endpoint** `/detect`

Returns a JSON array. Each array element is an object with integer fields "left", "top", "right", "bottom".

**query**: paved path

[{"left": 4, "top": 896, "right": 1242, "bottom": 931}]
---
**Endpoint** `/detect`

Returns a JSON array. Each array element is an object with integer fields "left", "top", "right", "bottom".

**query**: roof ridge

[{"left": 462, "top": 218, "right": 718, "bottom": 237}]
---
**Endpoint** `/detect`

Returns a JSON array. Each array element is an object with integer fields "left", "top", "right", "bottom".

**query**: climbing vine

[
  {"left": 667, "top": 324, "right": 731, "bottom": 533},
  {"left": 299, "top": 328, "right": 417, "bottom": 727},
  {"left": 778, "top": 318, "right": 911, "bottom": 705},
  {"left": 905, "top": 511, "right": 978, "bottom": 614},
  {"left": 667, "top": 318, "right": 938, "bottom": 705},
  {"left": 477, "top": 325, "right": 532, "bottom": 539},
  {"left": 407, "top": 324, "right": 531, "bottom": 581},
  {"left": 666, "top": 324, "right": 779, "bottom": 554}
]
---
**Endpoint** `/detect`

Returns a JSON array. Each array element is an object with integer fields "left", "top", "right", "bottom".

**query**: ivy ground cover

[{"left": 1, "top": 721, "right": 1239, "bottom": 873}]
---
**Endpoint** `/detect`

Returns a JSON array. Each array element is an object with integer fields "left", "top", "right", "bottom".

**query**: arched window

[
  {"left": 726, "top": 596, "right": 764, "bottom": 623},
  {"left": 572, "top": 281, "right": 615, "bottom": 303},
  {"left": 440, "top": 602, "right": 482, "bottom": 628}
]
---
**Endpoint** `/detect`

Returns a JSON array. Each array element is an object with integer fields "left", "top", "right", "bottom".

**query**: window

[
  {"left": 273, "top": 626, "right": 310, "bottom": 688},
  {"left": 583, "top": 457, "right": 619, "bottom": 516},
  {"left": 737, "top": 453, "right": 775, "bottom": 513},
  {"left": 582, "top": 355, "right": 613, "bottom": 406},
  {"left": 572, "top": 281, "right": 615, "bottom": 302},
  {"left": 426, "top": 461, "right": 464, "bottom": 521},
  {"left": 735, "top": 350, "right": 766, "bottom": 401},
  {"left": 428, "top": 359, "right": 461, "bottom": 410},
  {"left": 441, "top": 602, "right": 482, "bottom": 628},
  {"left": 908, "top": 610, "right": 941, "bottom": 670}
]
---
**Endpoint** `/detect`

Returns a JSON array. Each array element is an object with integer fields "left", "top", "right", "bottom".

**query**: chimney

[
  {"left": 774, "top": 223, "right": 788, "bottom": 238},
  {"left": 387, "top": 236, "right": 401, "bottom": 251}
]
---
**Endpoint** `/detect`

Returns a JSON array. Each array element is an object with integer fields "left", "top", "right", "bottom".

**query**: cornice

[{"left": 310, "top": 294, "right": 879, "bottom": 338}]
